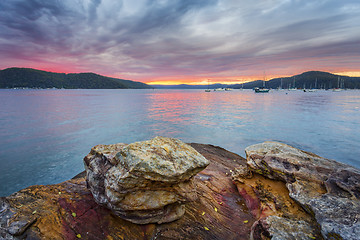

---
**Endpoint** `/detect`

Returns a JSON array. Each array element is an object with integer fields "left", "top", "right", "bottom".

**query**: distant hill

[
  {"left": 264, "top": 71, "right": 360, "bottom": 89},
  {"left": 151, "top": 71, "right": 360, "bottom": 89},
  {"left": 0, "top": 68, "right": 152, "bottom": 89}
]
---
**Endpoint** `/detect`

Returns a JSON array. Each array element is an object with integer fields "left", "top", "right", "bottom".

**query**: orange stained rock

[
  {"left": 2, "top": 144, "right": 255, "bottom": 240},
  {"left": 233, "top": 173, "right": 312, "bottom": 221}
]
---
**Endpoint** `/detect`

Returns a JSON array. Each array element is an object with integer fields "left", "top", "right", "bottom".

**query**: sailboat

[
  {"left": 288, "top": 76, "right": 297, "bottom": 91},
  {"left": 308, "top": 78, "right": 317, "bottom": 92},
  {"left": 239, "top": 83, "right": 244, "bottom": 91},
  {"left": 205, "top": 79, "right": 211, "bottom": 92},
  {"left": 333, "top": 77, "right": 342, "bottom": 92},
  {"left": 254, "top": 72, "right": 270, "bottom": 93}
]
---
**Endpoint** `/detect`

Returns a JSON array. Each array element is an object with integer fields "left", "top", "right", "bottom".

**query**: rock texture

[
  {"left": 1, "top": 140, "right": 359, "bottom": 240},
  {"left": 84, "top": 137, "right": 210, "bottom": 224},
  {"left": 234, "top": 141, "right": 360, "bottom": 240},
  {"left": 0, "top": 143, "right": 254, "bottom": 239}
]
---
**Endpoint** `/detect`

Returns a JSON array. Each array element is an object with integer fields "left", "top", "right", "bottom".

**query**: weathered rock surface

[
  {"left": 238, "top": 141, "right": 360, "bottom": 240},
  {"left": 0, "top": 143, "right": 255, "bottom": 239},
  {"left": 84, "top": 136, "right": 210, "bottom": 224},
  {"left": 1, "top": 140, "right": 359, "bottom": 240}
]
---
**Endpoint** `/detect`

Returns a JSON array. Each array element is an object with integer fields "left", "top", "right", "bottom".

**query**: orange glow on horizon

[
  {"left": 145, "top": 75, "right": 280, "bottom": 85},
  {"left": 334, "top": 71, "right": 360, "bottom": 77},
  {"left": 145, "top": 71, "right": 360, "bottom": 85}
]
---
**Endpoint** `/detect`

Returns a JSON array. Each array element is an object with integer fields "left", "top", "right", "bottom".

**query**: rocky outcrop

[
  {"left": 232, "top": 141, "right": 360, "bottom": 240},
  {"left": 0, "top": 142, "right": 255, "bottom": 239},
  {"left": 84, "top": 137, "right": 210, "bottom": 224},
  {"left": 1, "top": 139, "right": 359, "bottom": 239}
]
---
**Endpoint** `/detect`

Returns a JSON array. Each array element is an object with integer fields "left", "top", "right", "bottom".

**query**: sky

[{"left": 1, "top": 0, "right": 360, "bottom": 85}]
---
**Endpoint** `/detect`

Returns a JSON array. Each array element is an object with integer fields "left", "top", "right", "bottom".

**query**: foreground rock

[
  {"left": 232, "top": 141, "right": 360, "bottom": 240},
  {"left": 1, "top": 140, "right": 359, "bottom": 239},
  {"left": 0, "top": 143, "right": 254, "bottom": 239},
  {"left": 84, "top": 137, "right": 210, "bottom": 224}
]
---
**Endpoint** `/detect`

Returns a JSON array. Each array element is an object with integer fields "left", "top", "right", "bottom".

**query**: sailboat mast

[
  {"left": 263, "top": 71, "right": 266, "bottom": 88},
  {"left": 293, "top": 76, "right": 296, "bottom": 89}
]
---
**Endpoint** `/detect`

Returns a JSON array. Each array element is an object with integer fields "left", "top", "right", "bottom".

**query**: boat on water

[
  {"left": 225, "top": 88, "right": 233, "bottom": 91},
  {"left": 333, "top": 77, "right": 344, "bottom": 91},
  {"left": 254, "top": 87, "right": 270, "bottom": 93},
  {"left": 214, "top": 88, "right": 225, "bottom": 91},
  {"left": 239, "top": 83, "right": 244, "bottom": 91},
  {"left": 254, "top": 72, "right": 269, "bottom": 93},
  {"left": 205, "top": 79, "right": 211, "bottom": 92},
  {"left": 288, "top": 76, "right": 297, "bottom": 90}
]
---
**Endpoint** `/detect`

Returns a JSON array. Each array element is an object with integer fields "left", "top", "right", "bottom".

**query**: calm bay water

[{"left": 0, "top": 89, "right": 359, "bottom": 196}]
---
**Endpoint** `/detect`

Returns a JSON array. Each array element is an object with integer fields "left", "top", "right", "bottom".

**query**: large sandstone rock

[
  {"left": 240, "top": 141, "right": 360, "bottom": 240},
  {"left": 2, "top": 139, "right": 359, "bottom": 239},
  {"left": 84, "top": 136, "right": 210, "bottom": 224},
  {"left": 0, "top": 143, "right": 254, "bottom": 240}
]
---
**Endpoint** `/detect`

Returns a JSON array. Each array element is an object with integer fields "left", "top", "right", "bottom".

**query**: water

[{"left": 0, "top": 89, "right": 359, "bottom": 196}]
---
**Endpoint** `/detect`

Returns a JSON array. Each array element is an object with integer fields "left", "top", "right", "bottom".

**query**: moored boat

[{"left": 254, "top": 87, "right": 270, "bottom": 93}]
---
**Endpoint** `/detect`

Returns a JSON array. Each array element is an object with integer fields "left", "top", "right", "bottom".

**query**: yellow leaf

[
  {"left": 220, "top": 202, "right": 223, "bottom": 205},
  {"left": 76, "top": 234, "right": 82, "bottom": 238},
  {"left": 214, "top": 207, "right": 218, "bottom": 212},
  {"left": 58, "top": 192, "right": 61, "bottom": 195},
  {"left": 308, "top": 235, "right": 316, "bottom": 239},
  {"left": 201, "top": 212, "right": 205, "bottom": 216},
  {"left": 32, "top": 210, "right": 37, "bottom": 214},
  {"left": 72, "top": 212, "right": 76, "bottom": 217},
  {"left": 204, "top": 227, "right": 209, "bottom": 231},
  {"left": 243, "top": 220, "right": 248, "bottom": 223}
]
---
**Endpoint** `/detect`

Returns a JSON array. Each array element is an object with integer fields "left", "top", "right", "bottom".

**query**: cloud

[{"left": 0, "top": 0, "right": 360, "bottom": 82}]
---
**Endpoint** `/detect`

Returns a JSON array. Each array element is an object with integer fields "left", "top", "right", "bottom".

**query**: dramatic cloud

[{"left": 0, "top": 0, "right": 360, "bottom": 83}]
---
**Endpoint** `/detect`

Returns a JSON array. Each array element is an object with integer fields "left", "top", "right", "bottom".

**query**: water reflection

[{"left": 0, "top": 89, "right": 359, "bottom": 196}]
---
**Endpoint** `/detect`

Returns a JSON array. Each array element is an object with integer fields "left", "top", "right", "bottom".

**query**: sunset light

[
  {"left": 1, "top": 2, "right": 360, "bottom": 238},
  {"left": 1, "top": 1, "right": 360, "bottom": 84}
]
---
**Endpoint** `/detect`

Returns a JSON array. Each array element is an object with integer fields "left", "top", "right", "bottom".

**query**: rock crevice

[{"left": 233, "top": 141, "right": 360, "bottom": 240}]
